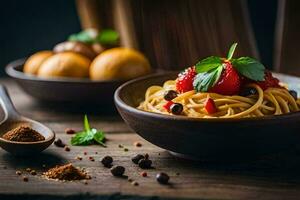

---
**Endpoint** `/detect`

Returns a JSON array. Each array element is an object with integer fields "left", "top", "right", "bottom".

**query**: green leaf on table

[
  {"left": 84, "top": 115, "right": 90, "bottom": 131},
  {"left": 71, "top": 115, "right": 106, "bottom": 146},
  {"left": 93, "top": 130, "right": 106, "bottom": 147},
  {"left": 71, "top": 131, "right": 94, "bottom": 145},
  {"left": 232, "top": 57, "right": 265, "bottom": 81}
]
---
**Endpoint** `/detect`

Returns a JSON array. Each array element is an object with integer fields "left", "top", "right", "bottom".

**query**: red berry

[
  {"left": 209, "top": 62, "right": 241, "bottom": 95},
  {"left": 176, "top": 66, "right": 197, "bottom": 93},
  {"left": 204, "top": 98, "right": 218, "bottom": 114},
  {"left": 256, "top": 71, "right": 280, "bottom": 90},
  {"left": 163, "top": 101, "right": 174, "bottom": 111}
]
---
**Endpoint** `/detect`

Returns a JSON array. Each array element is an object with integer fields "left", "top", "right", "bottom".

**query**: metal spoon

[{"left": 0, "top": 85, "right": 55, "bottom": 155}]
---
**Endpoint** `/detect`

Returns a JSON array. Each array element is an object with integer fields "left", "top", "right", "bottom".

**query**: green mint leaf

[
  {"left": 93, "top": 131, "right": 106, "bottom": 147},
  {"left": 95, "top": 29, "right": 119, "bottom": 45},
  {"left": 227, "top": 43, "right": 238, "bottom": 60},
  {"left": 195, "top": 56, "right": 222, "bottom": 73},
  {"left": 71, "top": 131, "right": 95, "bottom": 145},
  {"left": 193, "top": 65, "right": 223, "bottom": 92},
  {"left": 84, "top": 115, "right": 91, "bottom": 132},
  {"left": 232, "top": 57, "right": 265, "bottom": 81}
]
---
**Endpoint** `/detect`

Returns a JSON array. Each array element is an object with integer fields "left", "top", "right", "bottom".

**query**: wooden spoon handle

[{"left": 0, "top": 85, "right": 20, "bottom": 121}]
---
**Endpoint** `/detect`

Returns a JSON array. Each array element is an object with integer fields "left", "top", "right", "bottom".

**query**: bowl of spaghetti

[{"left": 115, "top": 43, "right": 300, "bottom": 161}]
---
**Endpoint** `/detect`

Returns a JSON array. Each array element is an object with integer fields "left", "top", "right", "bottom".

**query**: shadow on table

[
  {"left": 159, "top": 148, "right": 300, "bottom": 184},
  {"left": 1, "top": 150, "right": 67, "bottom": 170}
]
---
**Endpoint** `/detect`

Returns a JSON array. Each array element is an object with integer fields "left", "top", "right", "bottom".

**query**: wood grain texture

[
  {"left": 1, "top": 78, "right": 300, "bottom": 200},
  {"left": 75, "top": 0, "right": 258, "bottom": 71},
  {"left": 129, "top": 0, "right": 258, "bottom": 70},
  {"left": 274, "top": 0, "right": 300, "bottom": 75}
]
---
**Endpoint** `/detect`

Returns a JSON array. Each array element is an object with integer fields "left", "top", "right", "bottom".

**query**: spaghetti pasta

[{"left": 138, "top": 80, "right": 300, "bottom": 118}]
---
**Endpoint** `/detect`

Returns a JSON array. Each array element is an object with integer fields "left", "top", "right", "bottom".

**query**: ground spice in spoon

[
  {"left": 43, "top": 163, "right": 90, "bottom": 181},
  {"left": 2, "top": 125, "right": 45, "bottom": 142}
]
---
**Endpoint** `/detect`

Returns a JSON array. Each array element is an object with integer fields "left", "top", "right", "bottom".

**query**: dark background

[{"left": 0, "top": 0, "right": 277, "bottom": 76}]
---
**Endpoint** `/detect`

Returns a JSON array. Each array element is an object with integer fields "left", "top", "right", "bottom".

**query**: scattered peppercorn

[
  {"left": 65, "top": 128, "right": 76, "bottom": 134},
  {"left": 30, "top": 170, "right": 37, "bottom": 175},
  {"left": 110, "top": 166, "right": 125, "bottom": 177},
  {"left": 176, "top": 172, "right": 180, "bottom": 176},
  {"left": 95, "top": 152, "right": 98, "bottom": 154},
  {"left": 134, "top": 141, "right": 142, "bottom": 147},
  {"left": 84, "top": 152, "right": 87, "bottom": 155},
  {"left": 127, "top": 178, "right": 133, "bottom": 182},
  {"left": 76, "top": 156, "right": 82, "bottom": 160},
  {"left": 23, "top": 176, "right": 29, "bottom": 182},
  {"left": 86, "top": 175, "right": 92, "bottom": 180},
  {"left": 170, "top": 103, "right": 183, "bottom": 115},
  {"left": 118, "top": 144, "right": 123, "bottom": 148},
  {"left": 141, "top": 171, "right": 147, "bottom": 177},
  {"left": 131, "top": 181, "right": 139, "bottom": 186},
  {"left": 138, "top": 159, "right": 152, "bottom": 169},
  {"left": 164, "top": 90, "right": 178, "bottom": 101},
  {"left": 64, "top": 146, "right": 70, "bottom": 151},
  {"left": 132, "top": 154, "right": 145, "bottom": 164},
  {"left": 84, "top": 180, "right": 88, "bottom": 185},
  {"left": 101, "top": 156, "right": 113, "bottom": 168},
  {"left": 89, "top": 157, "right": 95, "bottom": 162},
  {"left": 16, "top": 171, "right": 22, "bottom": 175},
  {"left": 144, "top": 153, "right": 149, "bottom": 160},
  {"left": 156, "top": 172, "right": 170, "bottom": 184},
  {"left": 54, "top": 138, "right": 66, "bottom": 148},
  {"left": 124, "top": 148, "right": 129, "bottom": 152},
  {"left": 289, "top": 90, "right": 298, "bottom": 100}
]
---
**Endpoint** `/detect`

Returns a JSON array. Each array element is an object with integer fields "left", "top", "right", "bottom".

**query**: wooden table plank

[{"left": 1, "top": 78, "right": 300, "bottom": 200}]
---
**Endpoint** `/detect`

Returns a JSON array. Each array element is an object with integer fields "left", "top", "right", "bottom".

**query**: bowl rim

[
  {"left": 114, "top": 71, "right": 300, "bottom": 123},
  {"left": 5, "top": 58, "right": 125, "bottom": 84}
]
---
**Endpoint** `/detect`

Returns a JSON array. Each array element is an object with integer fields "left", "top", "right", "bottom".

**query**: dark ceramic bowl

[
  {"left": 115, "top": 72, "right": 300, "bottom": 161},
  {"left": 6, "top": 59, "right": 125, "bottom": 105}
]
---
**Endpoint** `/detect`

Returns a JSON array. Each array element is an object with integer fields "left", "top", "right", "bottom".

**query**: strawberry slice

[
  {"left": 176, "top": 66, "right": 197, "bottom": 93},
  {"left": 209, "top": 61, "right": 241, "bottom": 95},
  {"left": 204, "top": 98, "right": 218, "bottom": 114}
]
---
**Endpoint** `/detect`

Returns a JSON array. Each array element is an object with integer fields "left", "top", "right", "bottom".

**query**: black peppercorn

[
  {"left": 131, "top": 154, "right": 145, "bottom": 164},
  {"left": 164, "top": 90, "right": 178, "bottom": 101},
  {"left": 54, "top": 138, "right": 65, "bottom": 148},
  {"left": 101, "top": 156, "right": 113, "bottom": 168},
  {"left": 138, "top": 159, "right": 152, "bottom": 169},
  {"left": 110, "top": 166, "right": 125, "bottom": 177},
  {"left": 289, "top": 90, "right": 298, "bottom": 100},
  {"left": 170, "top": 103, "right": 183, "bottom": 115},
  {"left": 239, "top": 87, "right": 257, "bottom": 96},
  {"left": 156, "top": 172, "right": 170, "bottom": 184}
]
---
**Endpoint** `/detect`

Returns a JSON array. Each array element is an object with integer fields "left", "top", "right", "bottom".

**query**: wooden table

[{"left": 1, "top": 78, "right": 300, "bottom": 200}]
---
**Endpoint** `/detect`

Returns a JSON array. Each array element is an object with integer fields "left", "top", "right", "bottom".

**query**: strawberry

[
  {"left": 256, "top": 71, "right": 280, "bottom": 90},
  {"left": 209, "top": 61, "right": 241, "bottom": 95},
  {"left": 176, "top": 66, "right": 197, "bottom": 93},
  {"left": 204, "top": 98, "right": 218, "bottom": 114}
]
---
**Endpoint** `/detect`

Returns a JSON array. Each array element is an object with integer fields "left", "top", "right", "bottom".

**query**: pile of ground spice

[
  {"left": 2, "top": 125, "right": 45, "bottom": 142},
  {"left": 43, "top": 163, "right": 90, "bottom": 181}
]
